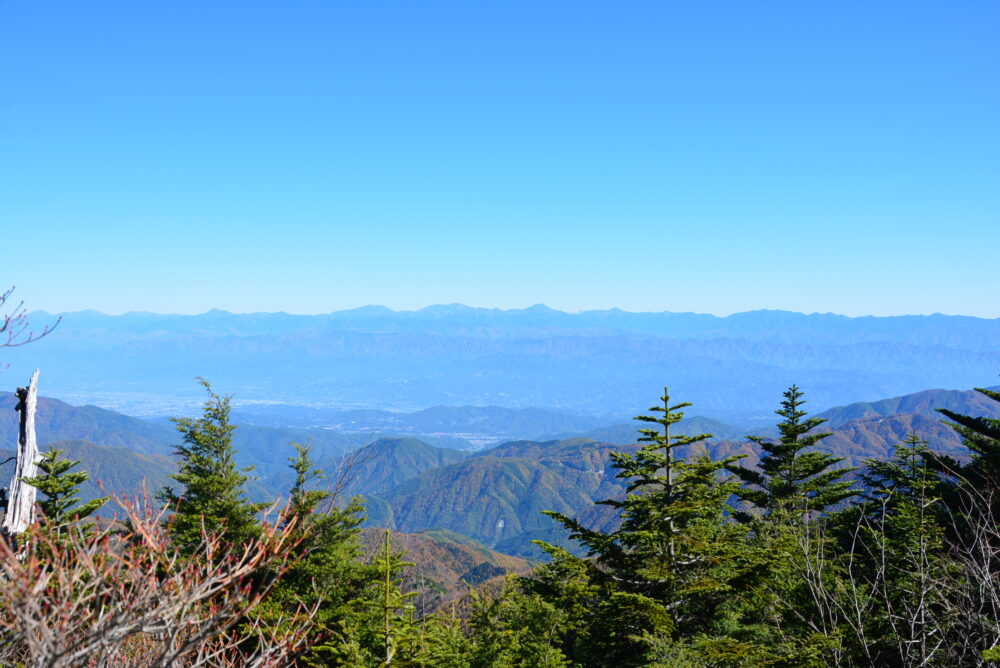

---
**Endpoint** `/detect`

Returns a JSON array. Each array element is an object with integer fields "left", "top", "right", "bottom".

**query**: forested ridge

[{"left": 1, "top": 376, "right": 999, "bottom": 667}]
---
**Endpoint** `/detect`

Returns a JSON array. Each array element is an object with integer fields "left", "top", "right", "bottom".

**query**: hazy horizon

[{"left": 29, "top": 303, "right": 1000, "bottom": 321}]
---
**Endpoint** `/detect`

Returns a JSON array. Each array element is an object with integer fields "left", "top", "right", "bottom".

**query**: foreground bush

[{"left": 0, "top": 494, "right": 316, "bottom": 667}]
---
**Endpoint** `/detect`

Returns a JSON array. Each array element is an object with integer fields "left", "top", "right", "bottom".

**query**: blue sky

[{"left": 2, "top": 1, "right": 998, "bottom": 317}]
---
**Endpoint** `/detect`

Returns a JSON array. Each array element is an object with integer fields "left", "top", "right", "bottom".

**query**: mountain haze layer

[{"left": 8, "top": 306, "right": 1000, "bottom": 423}]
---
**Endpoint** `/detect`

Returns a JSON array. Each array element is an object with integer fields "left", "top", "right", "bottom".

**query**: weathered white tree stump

[{"left": 1, "top": 369, "right": 40, "bottom": 538}]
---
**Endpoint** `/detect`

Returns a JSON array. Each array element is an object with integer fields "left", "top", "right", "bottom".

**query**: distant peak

[
  {"left": 418, "top": 303, "right": 478, "bottom": 315},
  {"left": 334, "top": 305, "right": 396, "bottom": 316},
  {"left": 522, "top": 303, "right": 556, "bottom": 312}
]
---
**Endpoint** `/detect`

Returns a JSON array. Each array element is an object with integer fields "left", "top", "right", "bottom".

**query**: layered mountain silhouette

[{"left": 8, "top": 306, "right": 1000, "bottom": 421}]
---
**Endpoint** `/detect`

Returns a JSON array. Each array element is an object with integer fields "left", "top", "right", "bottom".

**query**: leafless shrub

[
  {"left": 0, "top": 286, "right": 59, "bottom": 352},
  {"left": 0, "top": 493, "right": 318, "bottom": 667}
]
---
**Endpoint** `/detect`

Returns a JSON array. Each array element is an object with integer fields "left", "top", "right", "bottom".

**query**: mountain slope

[
  {"left": 0, "top": 439, "right": 176, "bottom": 504},
  {"left": 374, "top": 439, "right": 634, "bottom": 556},
  {"left": 332, "top": 438, "right": 469, "bottom": 496},
  {"left": 359, "top": 529, "right": 532, "bottom": 613},
  {"left": 0, "top": 392, "right": 175, "bottom": 454},
  {"left": 815, "top": 386, "right": 1000, "bottom": 427}
]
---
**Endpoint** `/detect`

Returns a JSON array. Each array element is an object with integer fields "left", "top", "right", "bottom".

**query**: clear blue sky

[{"left": 2, "top": 1, "right": 998, "bottom": 317}]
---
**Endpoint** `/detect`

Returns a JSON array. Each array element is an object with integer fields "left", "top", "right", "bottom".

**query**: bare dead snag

[{"left": 1, "top": 369, "right": 41, "bottom": 540}]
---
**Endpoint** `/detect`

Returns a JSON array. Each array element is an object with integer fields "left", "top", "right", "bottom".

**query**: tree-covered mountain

[
  {"left": 357, "top": 528, "right": 532, "bottom": 615},
  {"left": 814, "top": 385, "right": 1000, "bottom": 426},
  {"left": 0, "top": 439, "right": 176, "bottom": 503},
  {"left": 366, "top": 439, "right": 634, "bottom": 557},
  {"left": 332, "top": 437, "right": 469, "bottom": 496},
  {"left": 0, "top": 392, "right": 176, "bottom": 454}
]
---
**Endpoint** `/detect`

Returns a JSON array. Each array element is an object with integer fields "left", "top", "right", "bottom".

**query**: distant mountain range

[{"left": 6, "top": 306, "right": 999, "bottom": 422}]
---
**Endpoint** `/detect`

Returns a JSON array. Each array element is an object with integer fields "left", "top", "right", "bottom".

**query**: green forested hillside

[
  {"left": 0, "top": 393, "right": 176, "bottom": 454},
  {"left": 0, "top": 386, "right": 990, "bottom": 561},
  {"left": 333, "top": 437, "right": 469, "bottom": 496},
  {"left": 815, "top": 385, "right": 1000, "bottom": 426},
  {"left": 0, "top": 439, "right": 175, "bottom": 502},
  {"left": 379, "top": 440, "right": 634, "bottom": 555},
  {"left": 357, "top": 528, "right": 531, "bottom": 614}
]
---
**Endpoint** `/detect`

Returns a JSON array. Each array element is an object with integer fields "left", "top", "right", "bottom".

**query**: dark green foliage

[
  {"left": 158, "top": 379, "right": 260, "bottom": 552},
  {"left": 23, "top": 448, "right": 107, "bottom": 527},
  {"left": 466, "top": 579, "right": 571, "bottom": 667},
  {"left": 459, "top": 562, "right": 505, "bottom": 586},
  {"left": 259, "top": 442, "right": 377, "bottom": 665},
  {"left": 369, "top": 528, "right": 417, "bottom": 665},
  {"left": 841, "top": 434, "right": 956, "bottom": 666},
  {"left": 547, "top": 388, "right": 746, "bottom": 600},
  {"left": 287, "top": 441, "right": 329, "bottom": 521},
  {"left": 729, "top": 385, "right": 856, "bottom": 518},
  {"left": 933, "top": 388, "right": 1000, "bottom": 663},
  {"left": 937, "top": 386, "right": 1000, "bottom": 487},
  {"left": 535, "top": 388, "right": 752, "bottom": 666}
]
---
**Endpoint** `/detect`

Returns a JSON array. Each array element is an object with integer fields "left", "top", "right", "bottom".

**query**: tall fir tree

[
  {"left": 846, "top": 434, "right": 955, "bottom": 666},
  {"left": 729, "top": 385, "right": 855, "bottom": 519},
  {"left": 259, "top": 442, "right": 376, "bottom": 665},
  {"left": 537, "top": 387, "right": 749, "bottom": 666},
  {"left": 158, "top": 379, "right": 260, "bottom": 552}
]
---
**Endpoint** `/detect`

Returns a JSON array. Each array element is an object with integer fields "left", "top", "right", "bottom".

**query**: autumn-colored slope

[{"left": 358, "top": 528, "right": 532, "bottom": 614}]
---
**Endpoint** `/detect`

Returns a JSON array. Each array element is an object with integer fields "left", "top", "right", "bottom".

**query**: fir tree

[
  {"left": 849, "top": 434, "right": 954, "bottom": 666},
  {"left": 286, "top": 441, "right": 329, "bottom": 524},
  {"left": 467, "top": 579, "right": 571, "bottom": 667},
  {"left": 729, "top": 385, "right": 855, "bottom": 519},
  {"left": 23, "top": 448, "right": 107, "bottom": 528},
  {"left": 937, "top": 386, "right": 1000, "bottom": 489},
  {"left": 263, "top": 442, "right": 375, "bottom": 665},
  {"left": 538, "top": 388, "right": 749, "bottom": 666},
  {"left": 158, "top": 379, "right": 259, "bottom": 552}
]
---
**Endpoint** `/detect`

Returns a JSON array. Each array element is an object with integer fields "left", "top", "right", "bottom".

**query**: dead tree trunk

[{"left": 1, "top": 369, "right": 40, "bottom": 539}]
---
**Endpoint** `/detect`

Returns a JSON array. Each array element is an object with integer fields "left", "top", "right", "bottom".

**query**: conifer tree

[
  {"left": 849, "top": 434, "right": 954, "bottom": 666},
  {"left": 286, "top": 441, "right": 329, "bottom": 523},
  {"left": 538, "top": 388, "right": 749, "bottom": 665},
  {"left": 729, "top": 385, "right": 855, "bottom": 519},
  {"left": 937, "top": 386, "right": 1000, "bottom": 489},
  {"left": 933, "top": 388, "right": 1000, "bottom": 662},
  {"left": 23, "top": 448, "right": 107, "bottom": 528},
  {"left": 263, "top": 442, "right": 374, "bottom": 665},
  {"left": 372, "top": 528, "right": 417, "bottom": 666},
  {"left": 158, "top": 379, "right": 259, "bottom": 552},
  {"left": 467, "top": 579, "right": 571, "bottom": 667}
]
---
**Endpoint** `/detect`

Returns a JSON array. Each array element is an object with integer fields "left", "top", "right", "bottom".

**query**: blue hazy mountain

[{"left": 8, "top": 305, "right": 1000, "bottom": 422}]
